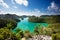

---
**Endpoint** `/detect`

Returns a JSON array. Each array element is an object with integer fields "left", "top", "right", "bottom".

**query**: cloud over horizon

[
  {"left": 47, "top": 1, "right": 60, "bottom": 13},
  {"left": 12, "top": 0, "right": 28, "bottom": 7},
  {"left": 0, "top": 0, "right": 9, "bottom": 8},
  {"left": 0, "top": 0, "right": 60, "bottom": 16},
  {"left": 0, "top": 0, "right": 28, "bottom": 9},
  {"left": 0, "top": 9, "right": 45, "bottom": 16}
]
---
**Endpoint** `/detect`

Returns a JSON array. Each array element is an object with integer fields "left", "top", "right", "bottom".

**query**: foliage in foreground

[
  {"left": 0, "top": 18, "right": 17, "bottom": 29},
  {"left": 33, "top": 23, "right": 60, "bottom": 40},
  {"left": 0, "top": 15, "right": 60, "bottom": 40},
  {"left": 0, "top": 28, "right": 18, "bottom": 40}
]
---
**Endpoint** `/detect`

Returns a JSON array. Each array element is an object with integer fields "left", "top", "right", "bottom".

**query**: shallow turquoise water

[{"left": 14, "top": 18, "right": 48, "bottom": 32}]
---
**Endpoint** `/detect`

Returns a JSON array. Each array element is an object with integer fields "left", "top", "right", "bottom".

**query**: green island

[{"left": 0, "top": 14, "right": 60, "bottom": 40}]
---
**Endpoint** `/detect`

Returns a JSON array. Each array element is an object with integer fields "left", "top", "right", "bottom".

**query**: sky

[{"left": 0, "top": 0, "right": 60, "bottom": 16}]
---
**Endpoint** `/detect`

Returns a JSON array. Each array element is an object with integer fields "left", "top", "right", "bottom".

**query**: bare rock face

[
  {"left": 26, "top": 35, "right": 52, "bottom": 40},
  {"left": 21, "top": 37, "right": 26, "bottom": 40},
  {"left": 5, "top": 38, "right": 12, "bottom": 40}
]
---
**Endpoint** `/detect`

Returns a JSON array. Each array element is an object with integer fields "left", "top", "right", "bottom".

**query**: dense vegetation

[
  {"left": 0, "top": 14, "right": 60, "bottom": 40},
  {"left": 0, "top": 14, "right": 21, "bottom": 29},
  {"left": 28, "top": 15, "right": 60, "bottom": 23},
  {"left": 32, "top": 15, "right": 60, "bottom": 40},
  {"left": 28, "top": 16, "right": 45, "bottom": 23},
  {"left": 0, "top": 14, "right": 20, "bottom": 22},
  {"left": 0, "top": 18, "right": 17, "bottom": 29},
  {"left": 0, "top": 14, "right": 21, "bottom": 40},
  {"left": 0, "top": 28, "right": 18, "bottom": 40},
  {"left": 42, "top": 15, "right": 60, "bottom": 24},
  {"left": 0, "top": 14, "right": 32, "bottom": 40}
]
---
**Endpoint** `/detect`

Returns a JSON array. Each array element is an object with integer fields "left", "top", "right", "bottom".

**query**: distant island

[
  {"left": 28, "top": 15, "right": 60, "bottom": 23},
  {"left": 0, "top": 14, "right": 21, "bottom": 29}
]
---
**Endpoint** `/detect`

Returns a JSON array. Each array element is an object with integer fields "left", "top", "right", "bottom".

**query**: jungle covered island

[
  {"left": 28, "top": 15, "right": 60, "bottom": 23},
  {"left": 0, "top": 14, "right": 20, "bottom": 29},
  {"left": 28, "top": 16, "right": 45, "bottom": 23}
]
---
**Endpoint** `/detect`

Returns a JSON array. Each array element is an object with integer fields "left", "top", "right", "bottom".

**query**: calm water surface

[{"left": 14, "top": 18, "right": 48, "bottom": 32}]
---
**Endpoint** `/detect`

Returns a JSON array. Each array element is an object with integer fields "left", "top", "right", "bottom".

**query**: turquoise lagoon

[{"left": 14, "top": 18, "right": 48, "bottom": 32}]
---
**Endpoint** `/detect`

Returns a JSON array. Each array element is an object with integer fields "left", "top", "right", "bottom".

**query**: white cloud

[
  {"left": 0, "top": 9, "right": 45, "bottom": 16},
  {"left": 47, "top": 1, "right": 60, "bottom": 14},
  {"left": 0, "top": 0, "right": 9, "bottom": 8},
  {"left": 0, "top": 0, "right": 28, "bottom": 8},
  {"left": 48, "top": 1, "right": 58, "bottom": 10},
  {"left": 2, "top": 3, "right": 9, "bottom": 8},
  {"left": 15, "top": 0, "right": 28, "bottom": 6},
  {"left": 11, "top": 9, "right": 41, "bottom": 16},
  {"left": 15, "top": 9, "right": 45, "bottom": 16}
]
